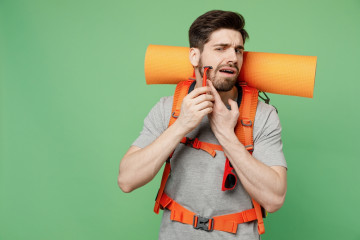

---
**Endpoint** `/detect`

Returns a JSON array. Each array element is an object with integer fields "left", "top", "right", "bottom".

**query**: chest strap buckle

[{"left": 193, "top": 215, "right": 214, "bottom": 232}]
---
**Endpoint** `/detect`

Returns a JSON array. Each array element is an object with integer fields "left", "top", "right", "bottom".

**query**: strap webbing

[
  {"left": 180, "top": 137, "right": 223, "bottom": 157},
  {"left": 235, "top": 85, "right": 258, "bottom": 151},
  {"left": 154, "top": 80, "right": 193, "bottom": 214},
  {"left": 168, "top": 80, "right": 194, "bottom": 127},
  {"left": 235, "top": 84, "right": 265, "bottom": 233},
  {"left": 159, "top": 193, "right": 258, "bottom": 234},
  {"left": 154, "top": 161, "right": 171, "bottom": 214},
  {"left": 252, "top": 199, "right": 265, "bottom": 234}
]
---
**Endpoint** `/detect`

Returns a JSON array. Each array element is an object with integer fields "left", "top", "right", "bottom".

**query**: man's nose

[{"left": 226, "top": 49, "right": 238, "bottom": 64}]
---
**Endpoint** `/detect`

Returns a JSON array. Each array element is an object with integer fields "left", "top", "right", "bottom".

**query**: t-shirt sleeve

[
  {"left": 252, "top": 103, "right": 287, "bottom": 169},
  {"left": 132, "top": 97, "right": 171, "bottom": 149}
]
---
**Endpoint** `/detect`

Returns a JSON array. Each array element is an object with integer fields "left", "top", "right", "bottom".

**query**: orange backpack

[{"left": 154, "top": 79, "right": 266, "bottom": 235}]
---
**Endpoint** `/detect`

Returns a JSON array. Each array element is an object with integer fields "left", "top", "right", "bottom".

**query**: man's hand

[
  {"left": 206, "top": 80, "right": 287, "bottom": 213},
  {"left": 118, "top": 85, "right": 215, "bottom": 193},
  {"left": 176, "top": 86, "right": 214, "bottom": 134},
  {"left": 207, "top": 80, "right": 238, "bottom": 139}
]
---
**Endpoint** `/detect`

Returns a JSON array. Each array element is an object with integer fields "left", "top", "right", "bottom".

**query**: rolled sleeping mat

[{"left": 144, "top": 44, "right": 317, "bottom": 98}]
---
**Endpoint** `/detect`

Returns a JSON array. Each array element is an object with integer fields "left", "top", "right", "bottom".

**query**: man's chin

[
  {"left": 215, "top": 87, "right": 235, "bottom": 92},
  {"left": 213, "top": 78, "right": 237, "bottom": 92}
]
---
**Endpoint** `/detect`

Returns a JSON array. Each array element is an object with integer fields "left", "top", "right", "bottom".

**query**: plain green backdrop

[{"left": 1, "top": 0, "right": 359, "bottom": 239}]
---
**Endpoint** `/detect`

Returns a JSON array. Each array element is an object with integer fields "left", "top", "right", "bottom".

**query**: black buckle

[{"left": 193, "top": 215, "right": 214, "bottom": 232}]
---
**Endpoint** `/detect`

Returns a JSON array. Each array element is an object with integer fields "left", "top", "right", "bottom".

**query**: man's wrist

[
  {"left": 171, "top": 120, "right": 191, "bottom": 138},
  {"left": 215, "top": 129, "right": 239, "bottom": 146}
]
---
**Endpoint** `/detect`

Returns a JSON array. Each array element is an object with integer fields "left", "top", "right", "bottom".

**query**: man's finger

[
  {"left": 192, "top": 93, "right": 215, "bottom": 105},
  {"left": 186, "top": 86, "right": 211, "bottom": 99},
  {"left": 207, "top": 80, "right": 222, "bottom": 103},
  {"left": 195, "top": 100, "right": 214, "bottom": 111}
]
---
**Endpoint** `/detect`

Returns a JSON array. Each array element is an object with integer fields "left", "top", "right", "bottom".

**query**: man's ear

[{"left": 189, "top": 48, "right": 200, "bottom": 67}]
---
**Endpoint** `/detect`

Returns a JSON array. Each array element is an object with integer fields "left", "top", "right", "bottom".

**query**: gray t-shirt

[{"left": 133, "top": 94, "right": 287, "bottom": 240}]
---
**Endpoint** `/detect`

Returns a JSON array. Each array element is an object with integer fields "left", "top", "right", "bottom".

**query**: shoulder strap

[
  {"left": 154, "top": 80, "right": 194, "bottom": 214},
  {"left": 234, "top": 84, "right": 265, "bottom": 234},
  {"left": 168, "top": 79, "right": 194, "bottom": 127},
  {"left": 234, "top": 84, "right": 258, "bottom": 151}
]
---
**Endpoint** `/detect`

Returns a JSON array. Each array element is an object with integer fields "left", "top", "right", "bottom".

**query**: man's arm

[
  {"left": 118, "top": 122, "right": 188, "bottom": 193},
  {"left": 118, "top": 86, "right": 214, "bottom": 193},
  {"left": 216, "top": 138, "right": 287, "bottom": 213},
  {"left": 207, "top": 81, "right": 287, "bottom": 213}
]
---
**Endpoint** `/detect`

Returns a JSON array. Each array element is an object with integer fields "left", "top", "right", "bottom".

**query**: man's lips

[{"left": 218, "top": 67, "right": 238, "bottom": 75}]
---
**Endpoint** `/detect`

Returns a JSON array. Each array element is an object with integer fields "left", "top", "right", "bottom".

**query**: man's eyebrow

[{"left": 213, "top": 43, "right": 244, "bottom": 49}]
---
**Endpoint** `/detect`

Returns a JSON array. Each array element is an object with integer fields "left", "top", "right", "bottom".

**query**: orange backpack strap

[
  {"left": 180, "top": 137, "right": 223, "bottom": 157},
  {"left": 235, "top": 84, "right": 258, "bottom": 152},
  {"left": 154, "top": 152, "right": 173, "bottom": 214},
  {"left": 158, "top": 192, "right": 259, "bottom": 234},
  {"left": 168, "top": 79, "right": 194, "bottom": 127},
  {"left": 154, "top": 80, "right": 194, "bottom": 214},
  {"left": 252, "top": 199, "right": 265, "bottom": 234},
  {"left": 235, "top": 83, "right": 265, "bottom": 234}
]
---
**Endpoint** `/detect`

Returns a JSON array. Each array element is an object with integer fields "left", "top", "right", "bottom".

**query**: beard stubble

[{"left": 198, "top": 60, "right": 239, "bottom": 92}]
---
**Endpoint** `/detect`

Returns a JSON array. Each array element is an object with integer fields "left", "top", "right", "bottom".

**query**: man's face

[{"left": 198, "top": 28, "right": 244, "bottom": 92}]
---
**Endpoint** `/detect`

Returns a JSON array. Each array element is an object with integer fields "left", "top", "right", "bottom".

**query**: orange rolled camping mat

[{"left": 144, "top": 45, "right": 317, "bottom": 98}]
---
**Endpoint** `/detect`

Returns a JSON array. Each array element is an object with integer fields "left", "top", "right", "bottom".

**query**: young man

[{"left": 118, "top": 10, "right": 287, "bottom": 239}]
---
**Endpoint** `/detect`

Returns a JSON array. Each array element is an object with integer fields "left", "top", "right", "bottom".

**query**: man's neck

[{"left": 219, "top": 86, "right": 238, "bottom": 106}]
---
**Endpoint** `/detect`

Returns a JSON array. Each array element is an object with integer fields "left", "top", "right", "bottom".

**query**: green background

[{"left": 1, "top": 0, "right": 359, "bottom": 239}]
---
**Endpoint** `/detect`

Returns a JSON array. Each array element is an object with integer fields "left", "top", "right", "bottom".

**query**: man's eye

[
  {"left": 235, "top": 49, "right": 243, "bottom": 54},
  {"left": 215, "top": 48, "right": 223, "bottom": 51}
]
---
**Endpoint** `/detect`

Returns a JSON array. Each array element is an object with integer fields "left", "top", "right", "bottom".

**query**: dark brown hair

[{"left": 189, "top": 10, "right": 249, "bottom": 51}]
